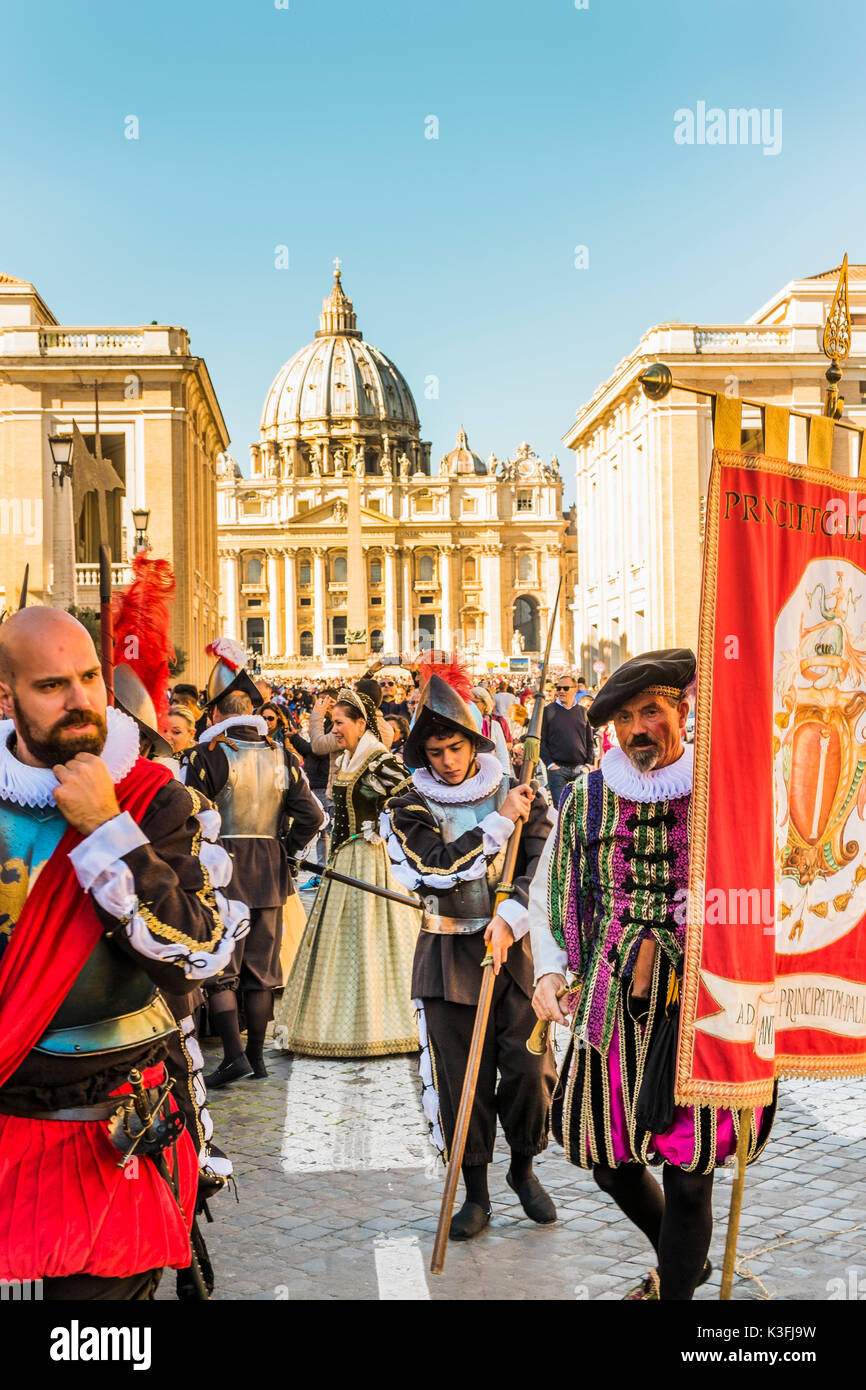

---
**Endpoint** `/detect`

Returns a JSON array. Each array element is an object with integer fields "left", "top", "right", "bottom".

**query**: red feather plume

[
  {"left": 417, "top": 652, "right": 474, "bottom": 702},
  {"left": 112, "top": 553, "right": 177, "bottom": 730}
]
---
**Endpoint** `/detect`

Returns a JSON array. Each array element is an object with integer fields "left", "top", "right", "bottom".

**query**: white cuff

[
  {"left": 479, "top": 810, "right": 513, "bottom": 854},
  {"left": 532, "top": 945, "right": 569, "bottom": 985},
  {"left": 81, "top": 802, "right": 250, "bottom": 981},
  {"left": 527, "top": 823, "right": 570, "bottom": 982},
  {"left": 496, "top": 896, "right": 529, "bottom": 939},
  {"left": 68, "top": 812, "right": 148, "bottom": 891}
]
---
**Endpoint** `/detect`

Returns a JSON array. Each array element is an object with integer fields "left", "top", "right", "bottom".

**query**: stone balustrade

[
  {"left": 75, "top": 562, "right": 133, "bottom": 588},
  {"left": 0, "top": 326, "right": 191, "bottom": 356}
]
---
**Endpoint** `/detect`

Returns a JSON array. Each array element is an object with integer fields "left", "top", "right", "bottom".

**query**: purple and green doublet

[
  {"left": 548, "top": 753, "right": 776, "bottom": 1172},
  {"left": 549, "top": 768, "right": 688, "bottom": 1051}
]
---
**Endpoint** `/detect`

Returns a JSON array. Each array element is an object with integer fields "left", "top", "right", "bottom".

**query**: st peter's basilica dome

[{"left": 259, "top": 267, "right": 420, "bottom": 438}]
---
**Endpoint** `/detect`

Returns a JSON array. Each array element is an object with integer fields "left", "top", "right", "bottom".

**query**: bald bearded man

[{"left": 0, "top": 609, "right": 248, "bottom": 1300}]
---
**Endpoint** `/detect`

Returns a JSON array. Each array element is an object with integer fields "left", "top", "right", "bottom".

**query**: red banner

[{"left": 678, "top": 448, "right": 866, "bottom": 1107}]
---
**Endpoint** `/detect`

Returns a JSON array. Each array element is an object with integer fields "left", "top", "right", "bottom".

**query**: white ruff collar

[
  {"left": 412, "top": 751, "right": 504, "bottom": 805},
  {"left": 339, "top": 729, "right": 383, "bottom": 775},
  {"left": 197, "top": 714, "right": 268, "bottom": 745},
  {"left": 600, "top": 743, "right": 693, "bottom": 804},
  {"left": 0, "top": 705, "right": 140, "bottom": 809}
]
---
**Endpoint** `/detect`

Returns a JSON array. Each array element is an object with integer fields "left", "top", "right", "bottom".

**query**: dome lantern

[{"left": 316, "top": 260, "right": 361, "bottom": 340}]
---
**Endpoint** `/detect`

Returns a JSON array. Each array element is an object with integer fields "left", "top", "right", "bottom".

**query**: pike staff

[
  {"left": 99, "top": 543, "right": 114, "bottom": 705},
  {"left": 288, "top": 855, "right": 422, "bottom": 910},
  {"left": 430, "top": 579, "right": 562, "bottom": 1276}
]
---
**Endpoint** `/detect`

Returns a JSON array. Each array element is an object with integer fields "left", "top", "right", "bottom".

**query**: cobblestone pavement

[{"left": 157, "top": 1033, "right": 866, "bottom": 1302}]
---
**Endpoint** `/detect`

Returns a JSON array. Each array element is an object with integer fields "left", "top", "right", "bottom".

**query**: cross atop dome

[{"left": 317, "top": 261, "right": 361, "bottom": 339}]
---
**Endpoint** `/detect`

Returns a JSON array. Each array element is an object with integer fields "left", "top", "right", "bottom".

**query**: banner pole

[{"left": 719, "top": 1106, "right": 754, "bottom": 1300}]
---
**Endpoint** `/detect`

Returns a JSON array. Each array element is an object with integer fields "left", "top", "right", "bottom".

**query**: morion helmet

[
  {"left": 402, "top": 673, "right": 495, "bottom": 771},
  {"left": 204, "top": 636, "right": 263, "bottom": 711}
]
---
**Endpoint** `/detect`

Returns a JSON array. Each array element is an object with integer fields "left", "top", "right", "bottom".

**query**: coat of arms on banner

[
  {"left": 679, "top": 449, "right": 866, "bottom": 1106},
  {"left": 774, "top": 558, "right": 866, "bottom": 953}
]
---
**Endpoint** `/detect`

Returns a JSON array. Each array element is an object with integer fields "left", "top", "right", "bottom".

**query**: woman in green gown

[{"left": 273, "top": 689, "right": 420, "bottom": 1058}]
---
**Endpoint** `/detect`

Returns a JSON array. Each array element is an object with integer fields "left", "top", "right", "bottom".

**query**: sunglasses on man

[{"left": 555, "top": 684, "right": 574, "bottom": 692}]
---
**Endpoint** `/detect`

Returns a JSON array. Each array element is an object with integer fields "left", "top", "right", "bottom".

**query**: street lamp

[
  {"left": 131, "top": 507, "right": 151, "bottom": 553},
  {"left": 48, "top": 434, "right": 73, "bottom": 484}
]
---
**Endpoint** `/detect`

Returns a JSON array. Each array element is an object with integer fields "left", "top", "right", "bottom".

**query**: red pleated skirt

[{"left": 0, "top": 1064, "right": 197, "bottom": 1280}]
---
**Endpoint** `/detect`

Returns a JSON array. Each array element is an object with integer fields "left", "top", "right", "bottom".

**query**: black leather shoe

[
  {"left": 449, "top": 1201, "right": 492, "bottom": 1241},
  {"left": 506, "top": 1170, "right": 557, "bottom": 1224},
  {"left": 204, "top": 1054, "right": 253, "bottom": 1088},
  {"left": 248, "top": 1056, "right": 268, "bottom": 1079}
]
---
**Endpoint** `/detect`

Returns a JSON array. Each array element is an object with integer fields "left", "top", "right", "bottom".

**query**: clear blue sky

[{"left": 2, "top": 0, "right": 861, "bottom": 505}]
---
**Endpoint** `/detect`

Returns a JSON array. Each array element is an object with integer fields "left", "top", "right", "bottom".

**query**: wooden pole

[
  {"left": 719, "top": 1106, "right": 754, "bottom": 1300},
  {"left": 429, "top": 959, "right": 496, "bottom": 1275},
  {"left": 99, "top": 543, "right": 114, "bottom": 706},
  {"left": 429, "top": 580, "right": 562, "bottom": 1276}
]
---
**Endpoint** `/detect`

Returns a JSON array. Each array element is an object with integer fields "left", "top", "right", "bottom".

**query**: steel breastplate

[
  {"left": 215, "top": 738, "right": 285, "bottom": 838},
  {"left": 35, "top": 934, "right": 176, "bottom": 1056},
  {"left": 420, "top": 781, "right": 508, "bottom": 930}
]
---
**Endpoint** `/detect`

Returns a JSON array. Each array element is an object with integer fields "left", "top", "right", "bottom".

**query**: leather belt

[
  {"left": 421, "top": 914, "right": 489, "bottom": 936},
  {"left": 0, "top": 1087, "right": 158, "bottom": 1122}
]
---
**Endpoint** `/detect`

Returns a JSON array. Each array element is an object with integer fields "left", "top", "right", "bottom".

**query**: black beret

[{"left": 588, "top": 648, "right": 695, "bottom": 728}]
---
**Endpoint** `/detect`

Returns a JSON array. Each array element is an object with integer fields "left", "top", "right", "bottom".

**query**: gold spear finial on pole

[{"left": 822, "top": 254, "right": 851, "bottom": 420}]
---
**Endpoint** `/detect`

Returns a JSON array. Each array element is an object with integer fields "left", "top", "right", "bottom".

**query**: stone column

[
  {"left": 283, "top": 548, "right": 297, "bottom": 657},
  {"left": 545, "top": 544, "right": 565, "bottom": 661},
  {"left": 439, "top": 545, "right": 452, "bottom": 649},
  {"left": 401, "top": 546, "right": 414, "bottom": 650},
  {"left": 313, "top": 546, "right": 327, "bottom": 658},
  {"left": 220, "top": 548, "right": 239, "bottom": 639},
  {"left": 50, "top": 472, "right": 77, "bottom": 610},
  {"left": 267, "top": 550, "right": 280, "bottom": 658},
  {"left": 346, "top": 474, "right": 367, "bottom": 655},
  {"left": 482, "top": 546, "right": 502, "bottom": 661},
  {"left": 384, "top": 545, "right": 398, "bottom": 651}
]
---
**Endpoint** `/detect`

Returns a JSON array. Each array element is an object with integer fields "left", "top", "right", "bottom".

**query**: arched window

[
  {"left": 370, "top": 557, "right": 382, "bottom": 584},
  {"left": 299, "top": 558, "right": 311, "bottom": 586},
  {"left": 299, "top": 630, "right": 313, "bottom": 657},
  {"left": 370, "top": 629, "right": 384, "bottom": 652},
  {"left": 463, "top": 556, "right": 476, "bottom": 582},
  {"left": 518, "top": 552, "right": 533, "bottom": 584},
  {"left": 245, "top": 556, "right": 263, "bottom": 584},
  {"left": 333, "top": 555, "right": 347, "bottom": 583},
  {"left": 418, "top": 554, "right": 434, "bottom": 582}
]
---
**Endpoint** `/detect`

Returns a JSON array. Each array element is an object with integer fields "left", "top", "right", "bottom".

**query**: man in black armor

[
  {"left": 183, "top": 639, "right": 324, "bottom": 1086},
  {"left": 383, "top": 675, "right": 558, "bottom": 1241}
]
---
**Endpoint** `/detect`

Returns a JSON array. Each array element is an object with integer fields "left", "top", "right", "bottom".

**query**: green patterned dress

[{"left": 273, "top": 733, "right": 420, "bottom": 1058}]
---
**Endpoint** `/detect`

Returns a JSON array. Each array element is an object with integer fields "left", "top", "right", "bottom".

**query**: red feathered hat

[
  {"left": 112, "top": 553, "right": 177, "bottom": 737},
  {"left": 416, "top": 651, "right": 474, "bottom": 702}
]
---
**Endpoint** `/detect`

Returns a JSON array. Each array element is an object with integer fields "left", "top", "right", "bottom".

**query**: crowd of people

[{"left": 0, "top": 607, "right": 766, "bottom": 1305}]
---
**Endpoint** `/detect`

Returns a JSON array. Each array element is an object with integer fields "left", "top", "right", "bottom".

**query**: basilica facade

[{"left": 217, "top": 269, "right": 575, "bottom": 672}]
